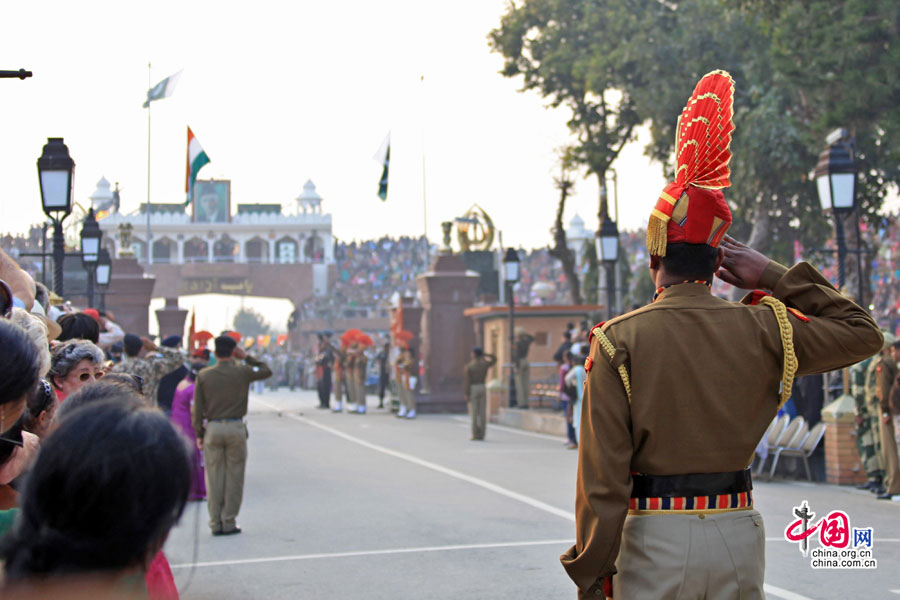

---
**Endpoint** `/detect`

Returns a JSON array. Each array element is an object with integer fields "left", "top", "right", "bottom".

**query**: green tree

[{"left": 233, "top": 307, "right": 270, "bottom": 338}]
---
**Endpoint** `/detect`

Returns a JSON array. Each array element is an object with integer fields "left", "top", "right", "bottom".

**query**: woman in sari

[{"left": 170, "top": 362, "right": 207, "bottom": 500}]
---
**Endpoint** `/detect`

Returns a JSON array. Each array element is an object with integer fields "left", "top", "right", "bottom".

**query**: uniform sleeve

[
  {"left": 888, "top": 373, "right": 900, "bottom": 417},
  {"left": 193, "top": 377, "right": 206, "bottom": 439},
  {"left": 485, "top": 354, "right": 497, "bottom": 368},
  {"left": 877, "top": 364, "right": 893, "bottom": 414},
  {"left": 761, "top": 261, "right": 883, "bottom": 375},
  {"left": 152, "top": 347, "right": 186, "bottom": 377},
  {"left": 462, "top": 365, "right": 470, "bottom": 399},
  {"left": 244, "top": 355, "right": 273, "bottom": 382},
  {"left": 560, "top": 331, "right": 632, "bottom": 597}
]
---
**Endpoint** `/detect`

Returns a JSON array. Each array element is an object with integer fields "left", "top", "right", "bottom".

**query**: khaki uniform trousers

[
  {"left": 204, "top": 420, "right": 248, "bottom": 533},
  {"left": 515, "top": 360, "right": 530, "bottom": 408},
  {"left": 878, "top": 416, "right": 900, "bottom": 495},
  {"left": 355, "top": 379, "right": 366, "bottom": 411},
  {"left": 400, "top": 383, "right": 416, "bottom": 413},
  {"left": 613, "top": 509, "right": 765, "bottom": 600},
  {"left": 468, "top": 383, "right": 487, "bottom": 440}
]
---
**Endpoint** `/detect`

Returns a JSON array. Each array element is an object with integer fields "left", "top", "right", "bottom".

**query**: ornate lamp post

[
  {"left": 80, "top": 208, "right": 102, "bottom": 308},
  {"left": 596, "top": 218, "right": 620, "bottom": 319},
  {"left": 814, "top": 129, "right": 857, "bottom": 293},
  {"left": 37, "top": 138, "right": 75, "bottom": 296},
  {"left": 503, "top": 247, "right": 520, "bottom": 408},
  {"left": 96, "top": 249, "right": 112, "bottom": 311}
]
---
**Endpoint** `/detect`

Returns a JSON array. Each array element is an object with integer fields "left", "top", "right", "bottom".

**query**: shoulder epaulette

[{"left": 588, "top": 321, "right": 606, "bottom": 344}]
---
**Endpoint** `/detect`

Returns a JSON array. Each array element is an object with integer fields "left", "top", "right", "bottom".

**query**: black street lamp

[
  {"left": 596, "top": 218, "right": 620, "bottom": 319},
  {"left": 80, "top": 208, "right": 102, "bottom": 308},
  {"left": 502, "top": 247, "right": 520, "bottom": 408},
  {"left": 96, "top": 248, "right": 112, "bottom": 311},
  {"left": 814, "top": 129, "right": 856, "bottom": 292},
  {"left": 37, "top": 138, "right": 75, "bottom": 296}
]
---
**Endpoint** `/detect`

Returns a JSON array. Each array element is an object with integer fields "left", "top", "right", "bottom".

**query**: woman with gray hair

[{"left": 48, "top": 339, "right": 105, "bottom": 403}]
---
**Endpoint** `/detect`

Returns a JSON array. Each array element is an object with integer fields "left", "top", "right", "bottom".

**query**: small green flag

[
  {"left": 374, "top": 133, "right": 390, "bottom": 201},
  {"left": 143, "top": 70, "right": 182, "bottom": 108}
]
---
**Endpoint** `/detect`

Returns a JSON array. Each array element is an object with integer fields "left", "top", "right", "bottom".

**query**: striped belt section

[{"left": 629, "top": 490, "right": 752, "bottom": 513}]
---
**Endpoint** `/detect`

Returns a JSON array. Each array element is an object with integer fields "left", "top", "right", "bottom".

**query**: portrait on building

[{"left": 193, "top": 179, "right": 231, "bottom": 223}]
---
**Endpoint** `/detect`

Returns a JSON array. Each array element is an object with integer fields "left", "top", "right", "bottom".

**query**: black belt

[
  {"left": 209, "top": 418, "right": 243, "bottom": 423},
  {"left": 631, "top": 469, "right": 752, "bottom": 498}
]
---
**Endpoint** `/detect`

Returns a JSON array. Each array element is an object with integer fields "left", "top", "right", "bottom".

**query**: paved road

[{"left": 164, "top": 389, "right": 900, "bottom": 599}]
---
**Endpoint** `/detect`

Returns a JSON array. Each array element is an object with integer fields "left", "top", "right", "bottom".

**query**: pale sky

[{"left": 2, "top": 1, "right": 668, "bottom": 334}]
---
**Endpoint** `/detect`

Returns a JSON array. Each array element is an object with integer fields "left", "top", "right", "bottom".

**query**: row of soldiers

[
  {"left": 851, "top": 332, "right": 900, "bottom": 500},
  {"left": 314, "top": 331, "right": 418, "bottom": 418}
]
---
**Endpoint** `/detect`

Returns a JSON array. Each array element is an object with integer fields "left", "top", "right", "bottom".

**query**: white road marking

[
  {"left": 287, "top": 413, "right": 575, "bottom": 522},
  {"left": 170, "top": 539, "right": 571, "bottom": 569},
  {"left": 451, "top": 415, "right": 567, "bottom": 442},
  {"left": 763, "top": 585, "right": 815, "bottom": 600},
  {"left": 888, "top": 590, "right": 900, "bottom": 595}
]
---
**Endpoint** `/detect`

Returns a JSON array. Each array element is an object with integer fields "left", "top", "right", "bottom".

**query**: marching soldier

[
  {"left": 463, "top": 347, "right": 496, "bottom": 441},
  {"left": 353, "top": 336, "right": 371, "bottom": 414},
  {"left": 560, "top": 70, "right": 882, "bottom": 599},
  {"left": 852, "top": 335, "right": 892, "bottom": 492},
  {"left": 396, "top": 346, "right": 417, "bottom": 419}
]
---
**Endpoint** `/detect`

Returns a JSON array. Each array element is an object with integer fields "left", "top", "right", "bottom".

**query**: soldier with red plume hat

[{"left": 560, "top": 70, "right": 882, "bottom": 599}]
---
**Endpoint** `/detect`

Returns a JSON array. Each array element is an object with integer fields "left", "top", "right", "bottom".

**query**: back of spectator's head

[
  {"left": 25, "top": 380, "right": 56, "bottom": 439},
  {"left": 123, "top": 334, "right": 143, "bottom": 358},
  {"left": 97, "top": 373, "right": 145, "bottom": 397},
  {"left": 0, "top": 319, "right": 41, "bottom": 411},
  {"left": 57, "top": 312, "right": 100, "bottom": 344},
  {"left": 161, "top": 335, "right": 182, "bottom": 348},
  {"left": 10, "top": 308, "right": 50, "bottom": 378},
  {"left": 214, "top": 335, "right": 237, "bottom": 358},
  {"left": 55, "top": 381, "right": 146, "bottom": 423},
  {"left": 1, "top": 401, "right": 190, "bottom": 579}
]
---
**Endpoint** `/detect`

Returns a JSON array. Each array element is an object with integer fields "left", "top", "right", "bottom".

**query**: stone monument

[{"left": 415, "top": 222, "right": 480, "bottom": 412}]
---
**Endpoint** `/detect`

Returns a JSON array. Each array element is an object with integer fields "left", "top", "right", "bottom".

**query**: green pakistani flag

[
  {"left": 374, "top": 133, "right": 390, "bottom": 201},
  {"left": 143, "top": 70, "right": 182, "bottom": 108}
]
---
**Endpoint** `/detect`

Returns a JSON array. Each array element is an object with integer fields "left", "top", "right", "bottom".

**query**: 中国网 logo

[{"left": 783, "top": 500, "right": 876, "bottom": 569}]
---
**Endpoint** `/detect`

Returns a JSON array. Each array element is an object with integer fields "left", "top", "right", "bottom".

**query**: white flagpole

[
  {"left": 146, "top": 61, "right": 152, "bottom": 265},
  {"left": 421, "top": 74, "right": 429, "bottom": 269}
]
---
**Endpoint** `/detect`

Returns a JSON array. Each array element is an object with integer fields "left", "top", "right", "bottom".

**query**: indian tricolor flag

[{"left": 185, "top": 127, "right": 210, "bottom": 206}]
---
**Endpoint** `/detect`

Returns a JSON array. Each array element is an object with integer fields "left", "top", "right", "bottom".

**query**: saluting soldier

[
  {"left": 560, "top": 70, "right": 883, "bottom": 600},
  {"left": 463, "top": 347, "right": 497, "bottom": 441}
]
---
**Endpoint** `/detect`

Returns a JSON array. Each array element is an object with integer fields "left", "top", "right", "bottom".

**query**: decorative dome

[
  {"left": 569, "top": 213, "right": 585, "bottom": 229},
  {"left": 298, "top": 180, "right": 321, "bottom": 202},
  {"left": 89, "top": 176, "right": 115, "bottom": 211}
]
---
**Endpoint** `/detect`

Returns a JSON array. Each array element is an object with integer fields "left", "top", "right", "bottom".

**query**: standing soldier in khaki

[
  {"left": 193, "top": 335, "right": 272, "bottom": 536},
  {"left": 463, "top": 347, "right": 496, "bottom": 441},
  {"left": 873, "top": 340, "right": 900, "bottom": 499},
  {"left": 396, "top": 346, "right": 417, "bottom": 419},
  {"left": 560, "top": 70, "right": 882, "bottom": 599},
  {"left": 513, "top": 326, "right": 534, "bottom": 409},
  {"left": 851, "top": 355, "right": 884, "bottom": 492}
]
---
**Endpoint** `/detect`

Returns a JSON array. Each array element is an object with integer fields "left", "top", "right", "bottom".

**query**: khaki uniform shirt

[
  {"left": 561, "top": 261, "right": 882, "bottom": 594},
  {"left": 192, "top": 356, "right": 273, "bottom": 439},
  {"left": 463, "top": 355, "right": 497, "bottom": 398}
]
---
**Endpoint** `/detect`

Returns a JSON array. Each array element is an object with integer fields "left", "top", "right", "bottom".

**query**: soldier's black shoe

[
  {"left": 857, "top": 481, "right": 878, "bottom": 490},
  {"left": 876, "top": 492, "right": 893, "bottom": 500},
  {"left": 872, "top": 486, "right": 887, "bottom": 495}
]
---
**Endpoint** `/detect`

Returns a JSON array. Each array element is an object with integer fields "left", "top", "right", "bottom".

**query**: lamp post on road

[
  {"left": 503, "top": 247, "right": 520, "bottom": 408},
  {"left": 37, "top": 138, "right": 75, "bottom": 296},
  {"left": 96, "top": 248, "right": 112, "bottom": 311},
  {"left": 596, "top": 218, "right": 620, "bottom": 319},
  {"left": 80, "top": 208, "right": 102, "bottom": 308},
  {"left": 814, "top": 129, "right": 857, "bottom": 295}
]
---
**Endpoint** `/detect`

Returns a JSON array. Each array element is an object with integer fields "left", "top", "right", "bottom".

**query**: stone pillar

[
  {"left": 822, "top": 394, "right": 867, "bottom": 485},
  {"left": 176, "top": 238, "right": 185, "bottom": 264},
  {"left": 156, "top": 297, "right": 188, "bottom": 341},
  {"left": 105, "top": 258, "right": 156, "bottom": 337},
  {"left": 415, "top": 234, "right": 479, "bottom": 413}
]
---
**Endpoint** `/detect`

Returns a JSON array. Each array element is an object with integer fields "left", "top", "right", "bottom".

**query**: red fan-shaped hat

[
  {"left": 191, "top": 330, "right": 214, "bottom": 344},
  {"left": 225, "top": 331, "right": 242, "bottom": 342},
  {"left": 395, "top": 330, "right": 414, "bottom": 343},
  {"left": 647, "top": 70, "right": 735, "bottom": 257},
  {"left": 358, "top": 334, "right": 374, "bottom": 347},
  {"left": 341, "top": 328, "right": 363, "bottom": 347}
]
